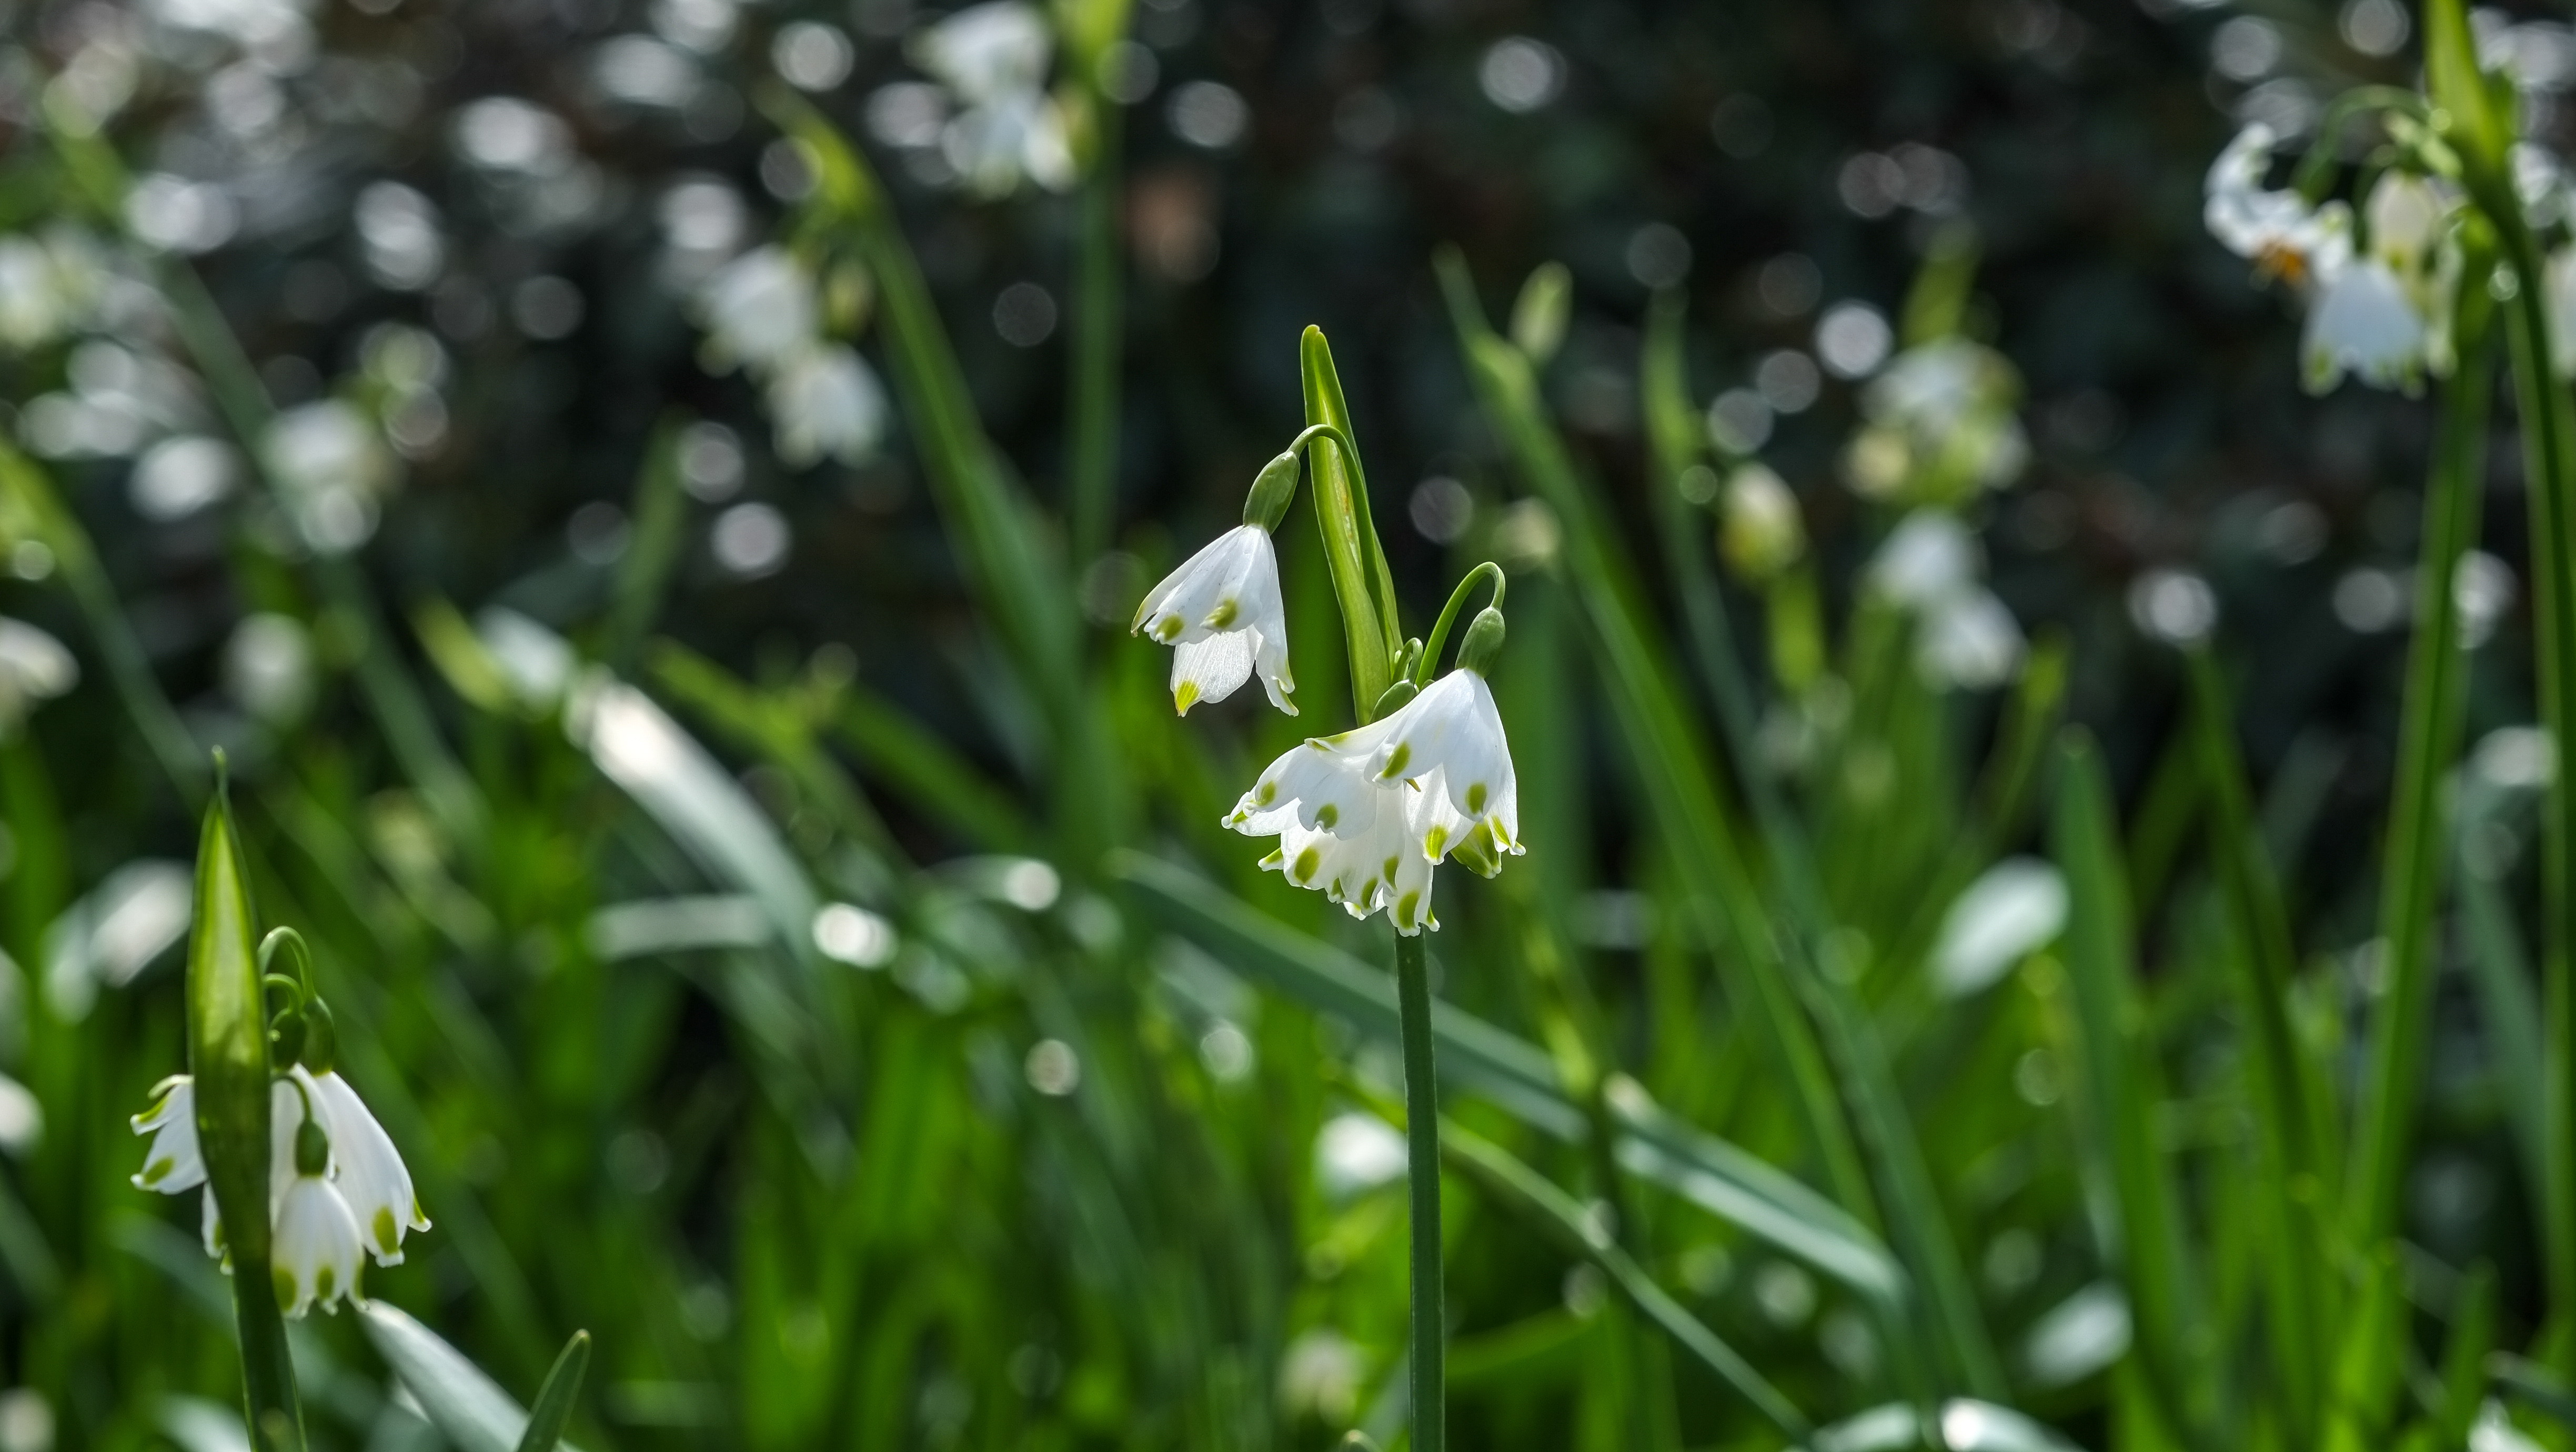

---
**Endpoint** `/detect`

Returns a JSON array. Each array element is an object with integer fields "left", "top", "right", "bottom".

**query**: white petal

[
  {"left": 270, "top": 1066, "right": 329, "bottom": 1211},
  {"left": 201, "top": 1185, "right": 226, "bottom": 1263},
  {"left": 316, "top": 1071, "right": 427, "bottom": 1266},
  {"left": 130, "top": 1076, "right": 206, "bottom": 1194},
  {"left": 1132, "top": 526, "right": 1262, "bottom": 643},
  {"left": 273, "top": 1176, "right": 366, "bottom": 1318},
  {"left": 1171, "top": 630, "right": 1253, "bottom": 713},
  {"left": 2303, "top": 257, "right": 2426, "bottom": 394}
]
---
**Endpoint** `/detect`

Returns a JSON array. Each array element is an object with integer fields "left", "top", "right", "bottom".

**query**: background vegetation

[{"left": 0, "top": 0, "right": 2566, "bottom": 1447}]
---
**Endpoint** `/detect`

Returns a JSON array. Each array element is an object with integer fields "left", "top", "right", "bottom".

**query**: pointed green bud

[
  {"left": 1243, "top": 450, "right": 1301, "bottom": 532},
  {"left": 269, "top": 1009, "right": 307, "bottom": 1070},
  {"left": 1457, "top": 607, "right": 1507, "bottom": 677},
  {"left": 1510, "top": 261, "right": 1572, "bottom": 364},
  {"left": 189, "top": 754, "right": 272, "bottom": 1266}
]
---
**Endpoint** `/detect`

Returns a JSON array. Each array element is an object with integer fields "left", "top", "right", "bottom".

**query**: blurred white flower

[
  {"left": 1720, "top": 462, "right": 1806, "bottom": 582},
  {"left": 130, "top": 436, "right": 239, "bottom": 520},
  {"left": 1869, "top": 512, "right": 2024, "bottom": 690},
  {"left": 698, "top": 246, "right": 817, "bottom": 375},
  {"left": 0, "top": 230, "right": 107, "bottom": 352},
  {"left": 765, "top": 345, "right": 886, "bottom": 468},
  {"left": 2305, "top": 257, "right": 2427, "bottom": 394},
  {"left": 222, "top": 613, "right": 315, "bottom": 724},
  {"left": 1130, "top": 525, "right": 1296, "bottom": 715},
  {"left": 263, "top": 401, "right": 394, "bottom": 553},
  {"left": 0, "top": 617, "right": 78, "bottom": 730},
  {"left": 1933, "top": 858, "right": 2068, "bottom": 996},
  {"left": 911, "top": 2, "right": 1073, "bottom": 195},
  {"left": 1846, "top": 339, "right": 2028, "bottom": 504}
]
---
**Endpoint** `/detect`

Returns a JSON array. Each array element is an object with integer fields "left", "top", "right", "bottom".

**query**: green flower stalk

[
  {"left": 185, "top": 756, "right": 304, "bottom": 1450},
  {"left": 1144, "top": 334, "right": 1531, "bottom": 1452}
]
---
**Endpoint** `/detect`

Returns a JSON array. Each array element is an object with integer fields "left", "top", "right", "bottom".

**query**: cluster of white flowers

[
  {"left": 1844, "top": 337, "right": 2030, "bottom": 505},
  {"left": 909, "top": 2, "right": 1074, "bottom": 196},
  {"left": 695, "top": 246, "right": 887, "bottom": 469},
  {"left": 131, "top": 1062, "right": 428, "bottom": 1317},
  {"left": 1869, "top": 511, "right": 2025, "bottom": 691},
  {"left": 0, "top": 228, "right": 112, "bottom": 354},
  {"left": 2205, "top": 123, "right": 2467, "bottom": 395},
  {"left": 1132, "top": 493, "right": 1524, "bottom": 934}
]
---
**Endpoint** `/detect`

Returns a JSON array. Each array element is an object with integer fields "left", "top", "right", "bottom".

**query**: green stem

[
  {"left": 2497, "top": 221, "right": 2576, "bottom": 1369},
  {"left": 1393, "top": 930, "right": 1444, "bottom": 1452},
  {"left": 1415, "top": 563, "right": 1505, "bottom": 688},
  {"left": 1066, "top": 97, "right": 1122, "bottom": 567},
  {"left": 2347, "top": 234, "right": 2497, "bottom": 1246}
]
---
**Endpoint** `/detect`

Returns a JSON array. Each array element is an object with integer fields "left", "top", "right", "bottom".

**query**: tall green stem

[
  {"left": 1066, "top": 99, "right": 1122, "bottom": 567},
  {"left": 1393, "top": 930, "right": 1444, "bottom": 1452},
  {"left": 2347, "top": 235, "right": 2497, "bottom": 1245},
  {"left": 2499, "top": 225, "right": 2576, "bottom": 1363}
]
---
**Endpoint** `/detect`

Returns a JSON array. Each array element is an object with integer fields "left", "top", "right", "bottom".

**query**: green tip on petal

[{"left": 1174, "top": 680, "right": 1201, "bottom": 714}]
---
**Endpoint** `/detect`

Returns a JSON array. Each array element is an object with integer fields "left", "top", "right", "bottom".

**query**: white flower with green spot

[
  {"left": 310, "top": 1069, "right": 430, "bottom": 1266},
  {"left": 1132, "top": 525, "right": 1296, "bottom": 715},
  {"left": 271, "top": 1067, "right": 367, "bottom": 1317},
  {"left": 1227, "top": 663, "right": 1523, "bottom": 934}
]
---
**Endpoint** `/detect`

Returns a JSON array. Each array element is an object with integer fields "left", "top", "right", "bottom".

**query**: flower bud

[
  {"left": 300, "top": 998, "right": 339, "bottom": 1077},
  {"left": 1456, "top": 607, "right": 1507, "bottom": 677},
  {"left": 1241, "top": 450, "right": 1302, "bottom": 532},
  {"left": 1720, "top": 463, "right": 1807, "bottom": 583}
]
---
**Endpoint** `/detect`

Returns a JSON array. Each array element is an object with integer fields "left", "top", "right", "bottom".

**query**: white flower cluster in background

[
  {"left": 2203, "top": 123, "right": 2482, "bottom": 395},
  {"left": 905, "top": 2, "right": 1073, "bottom": 196},
  {"left": 1869, "top": 511, "right": 2026, "bottom": 691},
  {"left": 0, "top": 617, "right": 78, "bottom": 733},
  {"left": 693, "top": 246, "right": 887, "bottom": 468},
  {"left": 1845, "top": 338, "right": 2030, "bottom": 506}
]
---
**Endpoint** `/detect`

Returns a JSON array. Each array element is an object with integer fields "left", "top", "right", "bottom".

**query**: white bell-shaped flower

[
  {"left": 912, "top": 2, "right": 1072, "bottom": 195},
  {"left": 271, "top": 1174, "right": 366, "bottom": 1317},
  {"left": 698, "top": 246, "right": 818, "bottom": 375},
  {"left": 767, "top": 344, "right": 887, "bottom": 467},
  {"left": 913, "top": 1, "right": 1050, "bottom": 105},
  {"left": 2303, "top": 256, "right": 2427, "bottom": 395},
  {"left": 129, "top": 1075, "right": 205, "bottom": 1193},
  {"left": 1255, "top": 768, "right": 1441, "bottom": 931},
  {"left": 271, "top": 1065, "right": 366, "bottom": 1316},
  {"left": 1361, "top": 671, "right": 1522, "bottom": 866},
  {"left": 312, "top": 1070, "right": 430, "bottom": 1266},
  {"left": 1131, "top": 525, "right": 1296, "bottom": 715},
  {"left": 2206, "top": 125, "right": 2347, "bottom": 273}
]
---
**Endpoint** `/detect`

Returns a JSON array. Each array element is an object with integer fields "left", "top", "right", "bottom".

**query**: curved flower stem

[
  {"left": 1392, "top": 929, "right": 1444, "bottom": 1452},
  {"left": 2288, "top": 86, "right": 2430, "bottom": 199},
  {"left": 1415, "top": 563, "right": 1506, "bottom": 689}
]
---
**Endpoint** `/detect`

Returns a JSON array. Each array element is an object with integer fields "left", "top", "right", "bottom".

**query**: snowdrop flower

[
  {"left": 2205, "top": 124, "right": 2342, "bottom": 273},
  {"left": 697, "top": 246, "right": 817, "bottom": 375},
  {"left": 2304, "top": 256, "right": 2427, "bottom": 394},
  {"left": 309, "top": 1069, "right": 429, "bottom": 1265},
  {"left": 1845, "top": 339, "right": 2029, "bottom": 505},
  {"left": 1131, "top": 525, "right": 1296, "bottom": 714},
  {"left": 1868, "top": 512, "right": 2024, "bottom": 690},
  {"left": 1227, "top": 661, "right": 1523, "bottom": 933},
  {"left": 911, "top": 1, "right": 1073, "bottom": 195},
  {"left": 766, "top": 344, "right": 887, "bottom": 468},
  {"left": 129, "top": 1075, "right": 203, "bottom": 1193},
  {"left": 0, "top": 617, "right": 78, "bottom": 730},
  {"left": 271, "top": 1075, "right": 366, "bottom": 1317}
]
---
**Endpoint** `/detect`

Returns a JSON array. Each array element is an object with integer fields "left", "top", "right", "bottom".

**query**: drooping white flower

[
  {"left": 1868, "top": 512, "right": 1979, "bottom": 608},
  {"left": 1918, "top": 587, "right": 2026, "bottom": 691},
  {"left": 271, "top": 1172, "right": 366, "bottom": 1316},
  {"left": 0, "top": 617, "right": 78, "bottom": 729},
  {"left": 1846, "top": 339, "right": 2029, "bottom": 505},
  {"left": 1868, "top": 511, "right": 2024, "bottom": 691},
  {"left": 263, "top": 400, "right": 395, "bottom": 553},
  {"left": 311, "top": 1070, "right": 429, "bottom": 1266},
  {"left": 1131, "top": 525, "right": 1296, "bottom": 714},
  {"left": 129, "top": 1075, "right": 204, "bottom": 1193},
  {"left": 1226, "top": 669, "right": 1523, "bottom": 932},
  {"left": 698, "top": 246, "right": 817, "bottom": 375},
  {"left": 766, "top": 344, "right": 887, "bottom": 468},
  {"left": 2205, "top": 124, "right": 2333, "bottom": 266},
  {"left": 911, "top": 1, "right": 1073, "bottom": 195},
  {"left": 2304, "top": 256, "right": 2428, "bottom": 394}
]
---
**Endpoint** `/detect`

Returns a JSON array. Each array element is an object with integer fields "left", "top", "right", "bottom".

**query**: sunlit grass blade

[
  {"left": 1110, "top": 850, "right": 1908, "bottom": 1309},
  {"left": 1431, "top": 1111, "right": 1813, "bottom": 1440},
  {"left": 513, "top": 1331, "right": 591, "bottom": 1452},
  {"left": 2347, "top": 234, "right": 2496, "bottom": 1248},
  {"left": 1437, "top": 248, "right": 1999, "bottom": 1399},
  {"left": 360, "top": 1303, "right": 588, "bottom": 1452},
  {"left": 647, "top": 640, "right": 903, "bottom": 863},
  {"left": 2050, "top": 730, "right": 2208, "bottom": 1440}
]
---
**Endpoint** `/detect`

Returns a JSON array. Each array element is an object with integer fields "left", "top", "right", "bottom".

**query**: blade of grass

[
  {"left": 603, "top": 422, "right": 689, "bottom": 675},
  {"left": 2182, "top": 646, "right": 2333, "bottom": 1443},
  {"left": 2348, "top": 233, "right": 2498, "bottom": 1246},
  {"left": 1438, "top": 249, "right": 1999, "bottom": 1399},
  {"left": 513, "top": 1332, "right": 591, "bottom": 1452},
  {"left": 2459, "top": 820, "right": 2548, "bottom": 1195},
  {"left": 2051, "top": 730, "right": 2209, "bottom": 1442},
  {"left": 647, "top": 640, "right": 903, "bottom": 864},
  {"left": 359, "top": 1304, "right": 588, "bottom": 1452}
]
